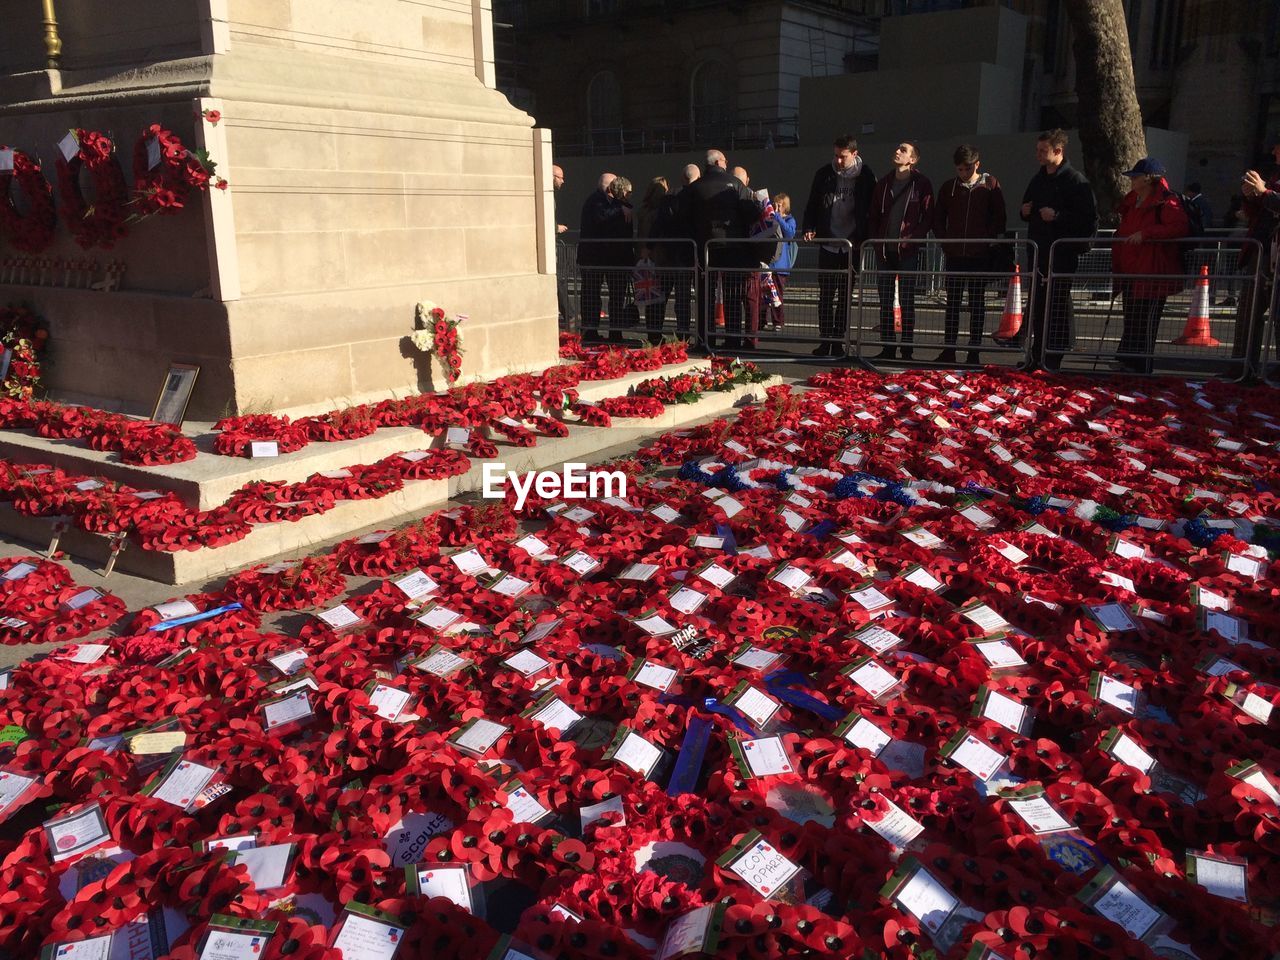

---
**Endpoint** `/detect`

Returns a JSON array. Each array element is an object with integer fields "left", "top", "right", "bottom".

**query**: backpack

[{"left": 1182, "top": 198, "right": 1206, "bottom": 238}]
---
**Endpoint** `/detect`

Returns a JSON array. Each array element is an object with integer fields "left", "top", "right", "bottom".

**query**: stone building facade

[{"left": 500, "top": 0, "right": 1280, "bottom": 215}]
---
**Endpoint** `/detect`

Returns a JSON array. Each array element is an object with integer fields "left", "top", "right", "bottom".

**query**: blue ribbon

[
  {"left": 803, "top": 519, "right": 837, "bottom": 541},
  {"left": 714, "top": 523, "right": 738, "bottom": 555},
  {"left": 764, "top": 670, "right": 845, "bottom": 723},
  {"left": 666, "top": 714, "right": 713, "bottom": 796},
  {"left": 147, "top": 602, "right": 244, "bottom": 632}
]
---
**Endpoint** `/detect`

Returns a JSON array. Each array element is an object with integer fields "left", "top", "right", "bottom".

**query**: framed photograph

[{"left": 151, "top": 363, "right": 200, "bottom": 427}]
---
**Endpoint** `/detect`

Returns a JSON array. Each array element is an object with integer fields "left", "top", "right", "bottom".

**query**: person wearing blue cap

[{"left": 1111, "top": 158, "right": 1189, "bottom": 374}]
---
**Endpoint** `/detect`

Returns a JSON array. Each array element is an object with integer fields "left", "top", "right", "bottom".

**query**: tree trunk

[{"left": 1063, "top": 0, "right": 1147, "bottom": 225}]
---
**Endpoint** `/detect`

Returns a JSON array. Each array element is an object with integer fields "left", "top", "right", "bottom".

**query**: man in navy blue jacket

[{"left": 1016, "top": 129, "right": 1098, "bottom": 370}]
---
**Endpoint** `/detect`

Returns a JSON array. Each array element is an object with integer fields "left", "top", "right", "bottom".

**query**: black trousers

[
  {"left": 643, "top": 269, "right": 694, "bottom": 341},
  {"left": 580, "top": 268, "right": 627, "bottom": 337},
  {"left": 1117, "top": 294, "right": 1166, "bottom": 374},
  {"left": 816, "top": 246, "right": 853, "bottom": 347},
  {"left": 875, "top": 250, "right": 920, "bottom": 343},
  {"left": 1233, "top": 272, "right": 1274, "bottom": 362},
  {"left": 1027, "top": 269, "right": 1075, "bottom": 369},
  {"left": 698, "top": 267, "right": 748, "bottom": 348},
  {"left": 943, "top": 255, "right": 988, "bottom": 345}
]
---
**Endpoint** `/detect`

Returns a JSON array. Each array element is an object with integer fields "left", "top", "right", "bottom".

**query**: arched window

[
  {"left": 586, "top": 70, "right": 622, "bottom": 133},
  {"left": 690, "top": 61, "right": 732, "bottom": 144}
]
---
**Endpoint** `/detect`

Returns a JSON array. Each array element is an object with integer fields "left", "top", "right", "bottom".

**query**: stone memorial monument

[{"left": 0, "top": 0, "right": 560, "bottom": 418}]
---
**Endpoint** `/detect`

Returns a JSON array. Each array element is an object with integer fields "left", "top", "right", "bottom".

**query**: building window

[
  {"left": 587, "top": 70, "right": 622, "bottom": 132},
  {"left": 690, "top": 61, "right": 732, "bottom": 144}
]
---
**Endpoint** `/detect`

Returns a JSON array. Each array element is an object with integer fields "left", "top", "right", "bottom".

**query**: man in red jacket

[
  {"left": 868, "top": 141, "right": 934, "bottom": 361},
  {"left": 1111, "top": 157, "right": 1189, "bottom": 374},
  {"left": 933, "top": 144, "right": 1007, "bottom": 364}
]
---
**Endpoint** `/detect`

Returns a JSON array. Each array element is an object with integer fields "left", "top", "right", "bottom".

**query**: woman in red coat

[{"left": 1112, "top": 157, "right": 1189, "bottom": 373}]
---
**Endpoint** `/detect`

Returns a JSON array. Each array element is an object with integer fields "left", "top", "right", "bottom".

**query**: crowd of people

[{"left": 553, "top": 128, "right": 1280, "bottom": 374}]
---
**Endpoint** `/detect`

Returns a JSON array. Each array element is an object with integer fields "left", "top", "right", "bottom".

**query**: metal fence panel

[
  {"left": 1040, "top": 238, "right": 1265, "bottom": 378},
  {"left": 702, "top": 238, "right": 855, "bottom": 358},
  {"left": 1262, "top": 267, "right": 1280, "bottom": 387},
  {"left": 853, "top": 238, "right": 1038, "bottom": 370},
  {"left": 555, "top": 237, "right": 698, "bottom": 345}
]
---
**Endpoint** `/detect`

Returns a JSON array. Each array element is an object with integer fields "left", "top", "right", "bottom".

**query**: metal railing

[
  {"left": 854, "top": 238, "right": 1037, "bottom": 369},
  {"left": 702, "top": 238, "right": 855, "bottom": 358},
  {"left": 557, "top": 237, "right": 699, "bottom": 344},
  {"left": 553, "top": 230, "right": 1274, "bottom": 384},
  {"left": 1039, "top": 237, "right": 1265, "bottom": 379},
  {"left": 1259, "top": 264, "right": 1279, "bottom": 388}
]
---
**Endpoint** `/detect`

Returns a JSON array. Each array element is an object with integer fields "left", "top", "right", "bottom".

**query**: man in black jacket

[
  {"left": 802, "top": 134, "right": 875, "bottom": 357},
  {"left": 682, "top": 149, "right": 760, "bottom": 351},
  {"left": 1016, "top": 129, "right": 1098, "bottom": 370},
  {"left": 654, "top": 164, "right": 701, "bottom": 341},
  {"left": 577, "top": 172, "right": 633, "bottom": 343}
]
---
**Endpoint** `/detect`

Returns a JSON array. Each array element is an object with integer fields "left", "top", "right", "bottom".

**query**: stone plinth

[
  {"left": 0, "top": 369, "right": 783, "bottom": 583},
  {"left": 0, "top": 0, "right": 559, "bottom": 418}
]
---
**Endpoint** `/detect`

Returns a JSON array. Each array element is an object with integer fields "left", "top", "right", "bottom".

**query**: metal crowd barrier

[
  {"left": 1262, "top": 268, "right": 1280, "bottom": 388},
  {"left": 853, "top": 238, "right": 1038, "bottom": 370},
  {"left": 1040, "top": 237, "right": 1265, "bottom": 380},
  {"left": 555, "top": 237, "right": 698, "bottom": 345},
  {"left": 702, "top": 238, "right": 855, "bottom": 359},
  {"left": 552, "top": 229, "right": 1270, "bottom": 385}
]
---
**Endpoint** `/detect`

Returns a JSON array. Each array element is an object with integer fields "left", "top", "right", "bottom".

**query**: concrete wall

[
  {"left": 798, "top": 62, "right": 1022, "bottom": 145},
  {"left": 878, "top": 4, "right": 1025, "bottom": 73},
  {"left": 225, "top": 0, "right": 479, "bottom": 77},
  {"left": 797, "top": 4, "right": 1027, "bottom": 146}
]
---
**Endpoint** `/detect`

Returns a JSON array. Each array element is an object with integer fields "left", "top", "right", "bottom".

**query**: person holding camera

[{"left": 1234, "top": 134, "right": 1280, "bottom": 367}]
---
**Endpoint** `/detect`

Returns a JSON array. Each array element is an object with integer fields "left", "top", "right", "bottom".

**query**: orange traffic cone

[
  {"left": 1173, "top": 265, "right": 1219, "bottom": 346},
  {"left": 714, "top": 276, "right": 726, "bottom": 329},
  {"left": 993, "top": 264, "right": 1024, "bottom": 341},
  {"left": 892, "top": 275, "right": 903, "bottom": 333}
]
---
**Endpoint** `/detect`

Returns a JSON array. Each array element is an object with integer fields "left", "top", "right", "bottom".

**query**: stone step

[
  {"left": 0, "top": 375, "right": 781, "bottom": 585},
  {"left": 0, "top": 359, "right": 709, "bottom": 511}
]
